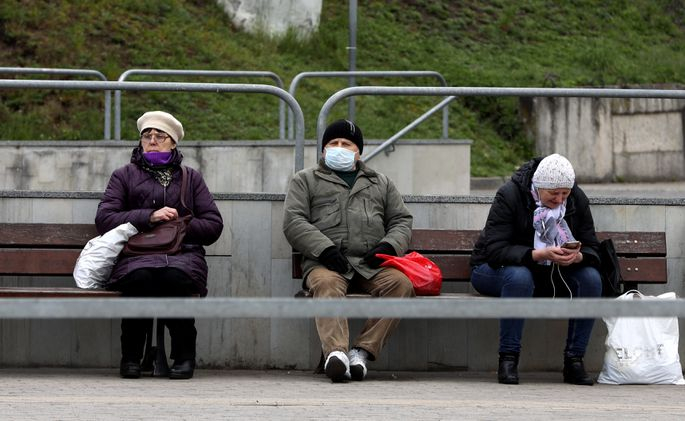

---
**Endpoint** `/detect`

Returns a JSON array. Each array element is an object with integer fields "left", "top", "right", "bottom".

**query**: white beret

[{"left": 136, "top": 111, "right": 184, "bottom": 143}]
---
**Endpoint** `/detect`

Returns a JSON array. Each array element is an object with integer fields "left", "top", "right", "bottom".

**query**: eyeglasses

[{"left": 140, "top": 133, "right": 170, "bottom": 143}]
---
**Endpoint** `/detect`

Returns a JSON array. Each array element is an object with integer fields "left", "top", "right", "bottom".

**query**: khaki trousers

[{"left": 306, "top": 266, "right": 415, "bottom": 360}]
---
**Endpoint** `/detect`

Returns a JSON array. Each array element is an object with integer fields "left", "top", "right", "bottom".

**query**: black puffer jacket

[{"left": 470, "top": 157, "right": 600, "bottom": 270}]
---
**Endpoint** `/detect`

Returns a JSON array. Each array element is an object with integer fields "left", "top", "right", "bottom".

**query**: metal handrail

[
  {"left": 0, "top": 297, "right": 684, "bottom": 319},
  {"left": 315, "top": 86, "right": 685, "bottom": 163},
  {"left": 0, "top": 67, "right": 111, "bottom": 140},
  {"left": 287, "top": 70, "right": 450, "bottom": 140},
  {"left": 115, "top": 69, "right": 286, "bottom": 140},
  {"left": 0, "top": 79, "right": 306, "bottom": 171},
  {"left": 363, "top": 96, "right": 457, "bottom": 163}
]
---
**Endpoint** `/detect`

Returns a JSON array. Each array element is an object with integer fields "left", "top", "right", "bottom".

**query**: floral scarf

[
  {"left": 137, "top": 148, "right": 177, "bottom": 187},
  {"left": 531, "top": 185, "right": 575, "bottom": 265}
]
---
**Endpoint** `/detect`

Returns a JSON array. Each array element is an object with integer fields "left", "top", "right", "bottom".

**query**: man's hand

[
  {"left": 319, "top": 246, "right": 349, "bottom": 273},
  {"left": 362, "top": 242, "right": 396, "bottom": 268}
]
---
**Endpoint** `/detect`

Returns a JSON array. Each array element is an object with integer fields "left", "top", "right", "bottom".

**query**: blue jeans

[{"left": 470, "top": 263, "right": 602, "bottom": 356}]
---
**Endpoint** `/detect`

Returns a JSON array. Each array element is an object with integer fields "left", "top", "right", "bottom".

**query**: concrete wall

[
  {"left": 528, "top": 96, "right": 685, "bottom": 182},
  {"left": 216, "top": 0, "right": 322, "bottom": 38},
  {"left": 0, "top": 140, "right": 470, "bottom": 196},
  {"left": 1, "top": 192, "right": 683, "bottom": 372}
]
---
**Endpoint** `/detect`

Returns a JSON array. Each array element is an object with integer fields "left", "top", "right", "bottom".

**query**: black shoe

[
  {"left": 119, "top": 360, "right": 141, "bottom": 379},
  {"left": 563, "top": 356, "right": 594, "bottom": 385},
  {"left": 169, "top": 359, "right": 196, "bottom": 380},
  {"left": 498, "top": 353, "right": 519, "bottom": 385}
]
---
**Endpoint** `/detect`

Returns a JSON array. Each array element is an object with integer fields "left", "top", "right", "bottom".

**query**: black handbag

[
  {"left": 598, "top": 238, "right": 623, "bottom": 297},
  {"left": 122, "top": 166, "right": 193, "bottom": 256}
]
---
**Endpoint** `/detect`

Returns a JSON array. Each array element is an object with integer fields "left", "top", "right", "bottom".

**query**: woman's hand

[
  {"left": 150, "top": 206, "right": 178, "bottom": 223},
  {"left": 532, "top": 247, "right": 583, "bottom": 266}
]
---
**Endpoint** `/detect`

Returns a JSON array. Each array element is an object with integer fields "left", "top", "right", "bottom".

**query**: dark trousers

[
  {"left": 471, "top": 264, "right": 602, "bottom": 356},
  {"left": 111, "top": 267, "right": 199, "bottom": 363}
]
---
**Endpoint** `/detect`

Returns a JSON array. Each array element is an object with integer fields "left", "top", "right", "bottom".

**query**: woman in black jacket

[{"left": 470, "top": 154, "right": 601, "bottom": 386}]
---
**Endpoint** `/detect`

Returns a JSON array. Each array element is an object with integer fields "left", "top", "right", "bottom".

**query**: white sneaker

[
  {"left": 324, "top": 351, "right": 350, "bottom": 382},
  {"left": 348, "top": 348, "right": 368, "bottom": 381}
]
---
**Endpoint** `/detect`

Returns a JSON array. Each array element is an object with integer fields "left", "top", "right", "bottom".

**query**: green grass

[{"left": 1, "top": 0, "right": 684, "bottom": 175}]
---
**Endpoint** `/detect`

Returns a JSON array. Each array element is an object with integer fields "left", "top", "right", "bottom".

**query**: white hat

[
  {"left": 532, "top": 153, "right": 575, "bottom": 189},
  {"left": 136, "top": 111, "right": 184, "bottom": 143}
]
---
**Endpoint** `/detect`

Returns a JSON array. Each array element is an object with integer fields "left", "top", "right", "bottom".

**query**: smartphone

[{"left": 561, "top": 241, "right": 581, "bottom": 250}]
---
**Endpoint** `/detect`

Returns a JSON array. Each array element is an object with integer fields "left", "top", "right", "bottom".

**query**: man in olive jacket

[{"left": 283, "top": 119, "right": 414, "bottom": 383}]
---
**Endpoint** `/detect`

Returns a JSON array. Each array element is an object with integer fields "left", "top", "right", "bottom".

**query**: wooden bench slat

[
  {"left": 410, "top": 229, "right": 480, "bottom": 253},
  {"left": 0, "top": 249, "right": 81, "bottom": 275},
  {"left": 291, "top": 230, "right": 668, "bottom": 297},
  {"left": 423, "top": 254, "right": 471, "bottom": 281},
  {"left": 0, "top": 223, "right": 98, "bottom": 248},
  {"left": 619, "top": 258, "right": 667, "bottom": 284},
  {"left": 0, "top": 287, "right": 120, "bottom": 298},
  {"left": 409, "top": 230, "right": 667, "bottom": 256},
  {"left": 596, "top": 231, "right": 666, "bottom": 256}
]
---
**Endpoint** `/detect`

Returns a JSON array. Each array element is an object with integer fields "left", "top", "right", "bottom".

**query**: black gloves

[
  {"left": 318, "top": 246, "right": 349, "bottom": 273},
  {"left": 362, "top": 242, "right": 396, "bottom": 268},
  {"left": 319, "top": 243, "right": 396, "bottom": 272}
]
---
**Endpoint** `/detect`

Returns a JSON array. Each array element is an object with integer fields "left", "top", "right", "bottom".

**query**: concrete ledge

[
  {"left": 2, "top": 190, "right": 684, "bottom": 206},
  {"left": 0, "top": 139, "right": 472, "bottom": 195}
]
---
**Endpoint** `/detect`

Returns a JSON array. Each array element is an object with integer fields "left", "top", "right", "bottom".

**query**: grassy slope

[{"left": 0, "top": 0, "right": 684, "bottom": 175}]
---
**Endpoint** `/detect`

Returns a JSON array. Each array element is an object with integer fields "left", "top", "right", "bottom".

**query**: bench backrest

[
  {"left": 0, "top": 223, "right": 667, "bottom": 288},
  {"left": 292, "top": 229, "right": 667, "bottom": 288},
  {"left": 0, "top": 223, "right": 98, "bottom": 276}
]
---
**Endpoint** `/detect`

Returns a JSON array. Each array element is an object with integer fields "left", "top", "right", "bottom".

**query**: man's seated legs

[
  {"left": 307, "top": 267, "right": 351, "bottom": 382},
  {"left": 306, "top": 266, "right": 415, "bottom": 382},
  {"left": 350, "top": 267, "right": 415, "bottom": 380}
]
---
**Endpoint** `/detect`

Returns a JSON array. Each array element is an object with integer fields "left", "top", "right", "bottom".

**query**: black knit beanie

[{"left": 321, "top": 119, "right": 364, "bottom": 155}]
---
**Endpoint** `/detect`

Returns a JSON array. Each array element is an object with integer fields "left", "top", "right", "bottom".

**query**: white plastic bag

[
  {"left": 597, "top": 290, "right": 685, "bottom": 385},
  {"left": 73, "top": 222, "right": 138, "bottom": 289}
]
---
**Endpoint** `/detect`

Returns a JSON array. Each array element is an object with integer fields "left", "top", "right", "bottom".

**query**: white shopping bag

[
  {"left": 73, "top": 222, "right": 138, "bottom": 289},
  {"left": 597, "top": 290, "right": 685, "bottom": 385}
]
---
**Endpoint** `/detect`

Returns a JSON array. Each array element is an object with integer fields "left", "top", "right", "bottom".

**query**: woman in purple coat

[{"left": 96, "top": 111, "right": 223, "bottom": 380}]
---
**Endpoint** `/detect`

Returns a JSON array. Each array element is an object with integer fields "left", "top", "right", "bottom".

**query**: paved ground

[{"left": 1, "top": 368, "right": 684, "bottom": 420}]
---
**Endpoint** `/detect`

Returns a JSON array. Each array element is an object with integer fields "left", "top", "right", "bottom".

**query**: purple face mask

[{"left": 143, "top": 151, "right": 173, "bottom": 166}]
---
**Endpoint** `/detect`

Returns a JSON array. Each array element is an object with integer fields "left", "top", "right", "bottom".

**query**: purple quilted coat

[{"left": 95, "top": 147, "right": 223, "bottom": 296}]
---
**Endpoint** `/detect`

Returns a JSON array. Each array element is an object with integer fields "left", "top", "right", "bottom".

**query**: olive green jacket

[{"left": 283, "top": 159, "right": 413, "bottom": 281}]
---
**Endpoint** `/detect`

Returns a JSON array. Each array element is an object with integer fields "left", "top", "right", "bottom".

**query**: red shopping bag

[{"left": 376, "top": 251, "right": 443, "bottom": 296}]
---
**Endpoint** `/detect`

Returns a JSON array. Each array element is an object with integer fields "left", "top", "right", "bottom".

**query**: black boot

[
  {"left": 119, "top": 360, "right": 141, "bottom": 379},
  {"left": 169, "top": 359, "right": 196, "bottom": 380},
  {"left": 498, "top": 353, "right": 519, "bottom": 385},
  {"left": 563, "top": 356, "right": 594, "bottom": 385}
]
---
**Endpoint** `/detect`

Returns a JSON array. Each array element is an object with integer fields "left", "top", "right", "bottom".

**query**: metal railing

[
  {"left": 0, "top": 67, "right": 111, "bottom": 140},
  {"left": 0, "top": 79, "right": 306, "bottom": 171},
  {"left": 363, "top": 96, "right": 456, "bottom": 163},
  {"left": 0, "top": 297, "right": 684, "bottom": 319},
  {"left": 314, "top": 85, "right": 685, "bottom": 163},
  {"left": 287, "top": 70, "right": 450, "bottom": 140},
  {"left": 114, "top": 69, "right": 286, "bottom": 140}
]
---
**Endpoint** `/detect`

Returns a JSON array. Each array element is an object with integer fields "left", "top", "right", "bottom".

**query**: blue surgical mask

[{"left": 324, "top": 147, "right": 357, "bottom": 171}]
